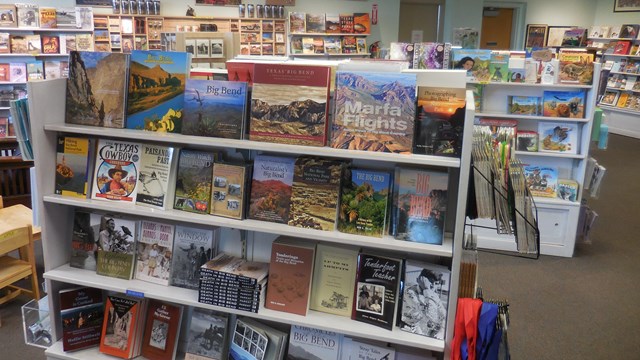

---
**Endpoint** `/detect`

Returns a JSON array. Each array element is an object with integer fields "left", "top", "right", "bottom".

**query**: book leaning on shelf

[
  {"left": 59, "top": 286, "right": 104, "bottom": 352},
  {"left": 55, "top": 136, "right": 93, "bottom": 198},
  {"left": 96, "top": 215, "right": 137, "bottom": 280},
  {"left": 140, "top": 299, "right": 183, "bottom": 360},
  {"left": 92, "top": 138, "right": 142, "bottom": 203},
  {"left": 70, "top": 209, "right": 101, "bottom": 271},
  {"left": 184, "top": 308, "right": 230, "bottom": 360},
  {"left": 309, "top": 243, "right": 358, "bottom": 317},
  {"left": 136, "top": 143, "right": 176, "bottom": 209},
  {"left": 170, "top": 224, "right": 217, "bottom": 290},
  {"left": 135, "top": 220, "right": 175, "bottom": 286},
  {"left": 100, "top": 294, "right": 147, "bottom": 359},
  {"left": 229, "top": 317, "right": 288, "bottom": 360}
]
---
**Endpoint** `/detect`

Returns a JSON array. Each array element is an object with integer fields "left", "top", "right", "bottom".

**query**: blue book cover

[
  {"left": 542, "top": 90, "right": 586, "bottom": 118},
  {"left": 182, "top": 79, "right": 248, "bottom": 139},
  {"left": 523, "top": 165, "right": 558, "bottom": 198},
  {"left": 451, "top": 49, "right": 492, "bottom": 81},
  {"left": 126, "top": 50, "right": 190, "bottom": 132}
]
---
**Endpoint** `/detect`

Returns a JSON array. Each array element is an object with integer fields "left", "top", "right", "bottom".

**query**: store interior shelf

[
  {"left": 532, "top": 196, "right": 581, "bottom": 207},
  {"left": 474, "top": 112, "right": 590, "bottom": 122},
  {"left": 0, "top": 27, "right": 93, "bottom": 32},
  {"left": 599, "top": 104, "right": 640, "bottom": 115},
  {"left": 605, "top": 87, "right": 640, "bottom": 94},
  {"left": 603, "top": 54, "right": 640, "bottom": 59},
  {"left": 514, "top": 150, "right": 586, "bottom": 159},
  {"left": 609, "top": 71, "right": 640, "bottom": 76},
  {"left": 469, "top": 81, "right": 592, "bottom": 89}
]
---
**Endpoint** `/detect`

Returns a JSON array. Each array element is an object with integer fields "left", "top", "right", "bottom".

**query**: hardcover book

[
  {"left": 56, "top": 136, "right": 92, "bottom": 198},
  {"left": 414, "top": 86, "right": 466, "bottom": 157},
  {"left": 289, "top": 12, "right": 306, "bottom": 33},
  {"left": 305, "top": 13, "right": 325, "bottom": 33},
  {"left": 265, "top": 237, "right": 316, "bottom": 316},
  {"left": 182, "top": 79, "right": 248, "bottom": 139},
  {"left": 56, "top": 8, "right": 77, "bottom": 28},
  {"left": 488, "top": 52, "right": 510, "bottom": 82},
  {"left": 229, "top": 317, "right": 288, "bottom": 360},
  {"left": 325, "top": 14, "right": 340, "bottom": 34},
  {"left": 356, "top": 38, "right": 367, "bottom": 54},
  {"left": 184, "top": 308, "right": 229, "bottom": 360},
  {"left": 340, "top": 337, "right": 396, "bottom": 360},
  {"left": 558, "top": 50, "right": 594, "bottom": 85},
  {"left": 341, "top": 36, "right": 357, "bottom": 53},
  {"left": 542, "top": 90, "right": 586, "bottom": 118},
  {"left": 136, "top": 144, "right": 175, "bottom": 209},
  {"left": 38, "top": 7, "right": 56, "bottom": 28},
  {"left": 126, "top": 50, "right": 190, "bottom": 132},
  {"left": 313, "top": 37, "right": 325, "bottom": 54},
  {"left": 96, "top": 215, "right": 137, "bottom": 280},
  {"left": 392, "top": 167, "right": 448, "bottom": 245},
  {"left": 9, "top": 63, "right": 25, "bottom": 82},
  {"left": 538, "top": 122, "right": 579, "bottom": 154},
  {"left": 44, "top": 61, "right": 62, "bottom": 79},
  {"left": 63, "top": 34, "right": 77, "bottom": 53},
  {"left": 211, "top": 162, "right": 251, "bottom": 220},
  {"left": 287, "top": 325, "right": 342, "bottom": 360},
  {"left": 613, "top": 41, "right": 631, "bottom": 55},
  {"left": 92, "top": 138, "right": 141, "bottom": 203},
  {"left": 170, "top": 225, "right": 215, "bottom": 290},
  {"left": 250, "top": 63, "right": 331, "bottom": 147},
  {"left": 248, "top": 154, "right": 296, "bottom": 224},
  {"left": 100, "top": 295, "right": 145, "bottom": 359},
  {"left": 337, "top": 168, "right": 391, "bottom": 238},
  {"left": 523, "top": 165, "right": 558, "bottom": 198},
  {"left": 75, "top": 6, "right": 94, "bottom": 30},
  {"left": 66, "top": 51, "right": 129, "bottom": 128},
  {"left": 42, "top": 35, "right": 60, "bottom": 54},
  {"left": 324, "top": 36, "right": 341, "bottom": 54},
  {"left": 516, "top": 131, "right": 539, "bottom": 152},
  {"left": 75, "top": 33, "right": 94, "bottom": 51},
  {"left": 140, "top": 300, "right": 183, "bottom": 360},
  {"left": 398, "top": 260, "right": 450, "bottom": 340},
  {"left": 390, "top": 42, "right": 415, "bottom": 68},
  {"left": 619, "top": 24, "right": 640, "bottom": 39},
  {"left": 0, "top": 33, "right": 8, "bottom": 54},
  {"left": 70, "top": 210, "right": 100, "bottom": 271},
  {"left": 10, "top": 35, "right": 27, "bottom": 54},
  {"left": 508, "top": 96, "right": 541, "bottom": 115},
  {"left": 173, "top": 149, "right": 215, "bottom": 214},
  {"left": 309, "top": 243, "right": 358, "bottom": 317},
  {"left": 352, "top": 253, "right": 402, "bottom": 330},
  {"left": 25, "top": 34, "right": 41, "bottom": 55},
  {"left": 561, "top": 28, "right": 587, "bottom": 47},
  {"left": 59, "top": 287, "right": 104, "bottom": 351},
  {"left": 288, "top": 157, "right": 344, "bottom": 231},
  {"left": 290, "top": 36, "right": 303, "bottom": 54},
  {"left": 301, "top": 37, "right": 315, "bottom": 54},
  {"left": 413, "top": 42, "right": 450, "bottom": 70},
  {"left": 135, "top": 220, "right": 175, "bottom": 286},
  {"left": 0, "top": 5, "right": 16, "bottom": 27},
  {"left": 450, "top": 49, "right": 492, "bottom": 81},
  {"left": 557, "top": 178, "right": 579, "bottom": 202},
  {"left": 353, "top": 13, "right": 371, "bottom": 34},
  {"left": 332, "top": 70, "right": 416, "bottom": 153},
  {"left": 16, "top": 3, "right": 39, "bottom": 28},
  {"left": 339, "top": 14, "right": 354, "bottom": 33}
]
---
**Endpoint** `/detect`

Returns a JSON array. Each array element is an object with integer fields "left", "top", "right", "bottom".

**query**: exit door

[{"left": 480, "top": 7, "right": 513, "bottom": 50}]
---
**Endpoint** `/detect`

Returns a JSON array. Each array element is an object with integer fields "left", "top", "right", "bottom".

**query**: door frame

[{"left": 483, "top": 1, "right": 526, "bottom": 50}]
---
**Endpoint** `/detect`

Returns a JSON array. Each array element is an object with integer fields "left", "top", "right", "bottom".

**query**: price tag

[{"left": 126, "top": 289, "right": 145, "bottom": 298}]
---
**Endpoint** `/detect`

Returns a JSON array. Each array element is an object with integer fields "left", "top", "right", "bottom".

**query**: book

[
  {"left": 613, "top": 40, "right": 631, "bottom": 55},
  {"left": 56, "top": 8, "right": 78, "bottom": 28},
  {"left": 392, "top": 167, "right": 448, "bottom": 245},
  {"left": 75, "top": 33, "right": 94, "bottom": 51},
  {"left": 173, "top": 149, "right": 215, "bottom": 214},
  {"left": 450, "top": 48, "right": 492, "bottom": 81},
  {"left": 0, "top": 5, "right": 16, "bottom": 27},
  {"left": 10, "top": 34, "right": 27, "bottom": 53},
  {"left": 0, "top": 33, "right": 8, "bottom": 53},
  {"left": 38, "top": 7, "right": 56, "bottom": 28},
  {"left": 96, "top": 215, "right": 137, "bottom": 280},
  {"left": 26, "top": 61, "right": 43, "bottom": 81},
  {"left": 617, "top": 92, "right": 630, "bottom": 107},
  {"left": 324, "top": 36, "right": 342, "bottom": 54},
  {"left": 250, "top": 64, "right": 331, "bottom": 147},
  {"left": 290, "top": 36, "right": 303, "bottom": 54},
  {"left": 331, "top": 70, "right": 416, "bottom": 153},
  {"left": 489, "top": 52, "right": 510, "bottom": 82},
  {"left": 356, "top": 38, "right": 367, "bottom": 54},
  {"left": 414, "top": 86, "right": 466, "bottom": 157},
  {"left": 70, "top": 210, "right": 100, "bottom": 271},
  {"left": 353, "top": 13, "right": 371, "bottom": 34},
  {"left": 75, "top": 6, "right": 94, "bottom": 30},
  {"left": 289, "top": 12, "right": 306, "bottom": 33},
  {"left": 301, "top": 36, "right": 315, "bottom": 54},
  {"left": 287, "top": 325, "right": 342, "bottom": 360},
  {"left": 42, "top": 35, "right": 60, "bottom": 54},
  {"left": 59, "top": 287, "right": 104, "bottom": 351},
  {"left": 306, "top": 13, "right": 325, "bottom": 33},
  {"left": 538, "top": 122, "right": 579, "bottom": 154},
  {"left": 413, "top": 42, "right": 451, "bottom": 70},
  {"left": 265, "top": 237, "right": 316, "bottom": 316},
  {"left": 557, "top": 178, "right": 579, "bottom": 202},
  {"left": 352, "top": 252, "right": 402, "bottom": 330},
  {"left": 25, "top": 34, "right": 41, "bottom": 55},
  {"left": 508, "top": 96, "right": 541, "bottom": 115},
  {"left": 542, "top": 90, "right": 586, "bottom": 118},
  {"left": 182, "top": 79, "right": 248, "bottom": 139},
  {"left": 341, "top": 36, "right": 357, "bottom": 54},
  {"left": 309, "top": 243, "right": 358, "bottom": 317},
  {"left": 475, "top": 118, "right": 517, "bottom": 154},
  {"left": 184, "top": 308, "right": 229, "bottom": 360},
  {"left": 136, "top": 144, "right": 175, "bottom": 209},
  {"left": 135, "top": 220, "right": 175, "bottom": 286},
  {"left": 56, "top": 136, "right": 92, "bottom": 198},
  {"left": 516, "top": 131, "right": 539, "bottom": 152},
  {"left": 390, "top": 42, "right": 415, "bottom": 68},
  {"left": 524, "top": 165, "right": 558, "bottom": 198},
  {"left": 325, "top": 14, "right": 341, "bottom": 34},
  {"left": 337, "top": 168, "right": 391, "bottom": 238},
  {"left": 99, "top": 295, "right": 145, "bottom": 359},
  {"left": 248, "top": 154, "right": 296, "bottom": 224},
  {"left": 16, "top": 3, "right": 39, "bottom": 28},
  {"left": 210, "top": 162, "right": 251, "bottom": 220},
  {"left": 588, "top": 25, "right": 610, "bottom": 38},
  {"left": 92, "top": 139, "right": 141, "bottom": 203},
  {"left": 340, "top": 337, "right": 396, "bottom": 360},
  {"left": 558, "top": 50, "right": 594, "bottom": 85},
  {"left": 62, "top": 34, "right": 77, "bottom": 53},
  {"left": 600, "top": 90, "right": 619, "bottom": 106},
  {"left": 561, "top": 28, "right": 586, "bottom": 47},
  {"left": 619, "top": 24, "right": 640, "bottom": 39},
  {"left": 339, "top": 14, "right": 354, "bottom": 33},
  {"left": 170, "top": 225, "right": 216, "bottom": 290},
  {"left": 140, "top": 300, "right": 183, "bottom": 360},
  {"left": 126, "top": 50, "right": 190, "bottom": 132},
  {"left": 200, "top": 253, "right": 270, "bottom": 285},
  {"left": 44, "top": 61, "right": 62, "bottom": 79},
  {"left": 398, "top": 260, "right": 450, "bottom": 340},
  {"left": 66, "top": 51, "right": 129, "bottom": 128},
  {"left": 229, "top": 317, "right": 288, "bottom": 360}
]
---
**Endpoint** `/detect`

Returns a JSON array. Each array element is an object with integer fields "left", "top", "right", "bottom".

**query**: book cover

[
  {"left": 309, "top": 243, "right": 358, "bottom": 317},
  {"left": 126, "top": 50, "right": 190, "bottom": 132},
  {"left": 0, "top": 5, "right": 16, "bottom": 27},
  {"left": 16, "top": 3, "right": 39, "bottom": 28},
  {"left": 600, "top": 90, "right": 619, "bottom": 106},
  {"left": 250, "top": 64, "right": 331, "bottom": 147},
  {"left": 75, "top": 6, "right": 94, "bottom": 30},
  {"left": 538, "top": 122, "right": 579, "bottom": 154},
  {"left": 56, "top": 136, "right": 91, "bottom": 198},
  {"left": 353, "top": 13, "right": 371, "bottom": 34},
  {"left": 451, "top": 49, "right": 492, "bottom": 81},
  {"left": 557, "top": 178, "right": 579, "bottom": 202},
  {"left": 542, "top": 90, "right": 586, "bottom": 118},
  {"left": 66, "top": 51, "right": 129, "bottom": 128},
  {"left": 44, "top": 61, "right": 62, "bottom": 79},
  {"left": 414, "top": 86, "right": 466, "bottom": 157},
  {"left": 588, "top": 25, "right": 610, "bottom": 38},
  {"left": 288, "top": 157, "right": 343, "bottom": 231},
  {"left": 287, "top": 325, "right": 342, "bottom": 360},
  {"left": 516, "top": 131, "right": 539, "bottom": 152},
  {"left": 39, "top": 7, "right": 56, "bottom": 28},
  {"left": 75, "top": 33, "right": 94, "bottom": 51},
  {"left": 324, "top": 36, "right": 342, "bottom": 54},
  {"left": 92, "top": 138, "right": 141, "bottom": 202},
  {"left": 413, "top": 43, "right": 450, "bottom": 70},
  {"left": 265, "top": 237, "right": 316, "bottom": 316},
  {"left": 508, "top": 96, "right": 540, "bottom": 115},
  {"left": 63, "top": 34, "right": 77, "bottom": 52},
  {"left": 184, "top": 308, "right": 229, "bottom": 360},
  {"left": 170, "top": 225, "right": 215, "bottom": 290},
  {"left": 10, "top": 35, "right": 27, "bottom": 54},
  {"left": 325, "top": 14, "right": 340, "bottom": 34},
  {"left": 390, "top": 42, "right": 415, "bottom": 68},
  {"left": 289, "top": 12, "right": 306, "bottom": 33},
  {"left": 489, "top": 52, "right": 510, "bottom": 82},
  {"left": 136, "top": 144, "right": 175, "bottom": 209},
  {"left": 524, "top": 165, "right": 558, "bottom": 198},
  {"left": 25, "top": 34, "right": 41, "bottom": 55},
  {"left": 0, "top": 33, "right": 8, "bottom": 54},
  {"left": 306, "top": 13, "right": 325, "bottom": 33},
  {"left": 135, "top": 220, "right": 175, "bottom": 286},
  {"left": 340, "top": 337, "right": 396, "bottom": 360},
  {"left": 352, "top": 253, "right": 402, "bottom": 330},
  {"left": 342, "top": 36, "right": 357, "bottom": 53},
  {"left": 393, "top": 167, "right": 448, "bottom": 245},
  {"left": 173, "top": 149, "right": 215, "bottom": 214},
  {"left": 398, "top": 260, "right": 450, "bottom": 340},
  {"left": 56, "top": 8, "right": 78, "bottom": 28},
  {"left": 356, "top": 38, "right": 367, "bottom": 54},
  {"left": 182, "top": 79, "right": 248, "bottom": 139},
  {"left": 99, "top": 295, "right": 144, "bottom": 359},
  {"left": 301, "top": 37, "right": 315, "bottom": 54},
  {"left": 226, "top": 61, "right": 254, "bottom": 85},
  {"left": 475, "top": 118, "right": 517, "bottom": 153},
  {"left": 59, "top": 287, "right": 104, "bottom": 351},
  {"left": 211, "top": 162, "right": 251, "bottom": 220},
  {"left": 558, "top": 50, "right": 594, "bottom": 85},
  {"left": 613, "top": 41, "right": 631, "bottom": 55},
  {"left": 619, "top": 24, "right": 640, "bottom": 39},
  {"left": 69, "top": 210, "right": 100, "bottom": 271},
  {"left": 616, "top": 92, "right": 630, "bottom": 107},
  {"left": 229, "top": 317, "right": 288, "bottom": 360},
  {"left": 248, "top": 154, "right": 295, "bottom": 224},
  {"left": 337, "top": 168, "right": 391, "bottom": 238},
  {"left": 561, "top": 28, "right": 586, "bottom": 47},
  {"left": 332, "top": 71, "right": 416, "bottom": 153},
  {"left": 339, "top": 14, "right": 354, "bottom": 33},
  {"left": 290, "top": 36, "right": 303, "bottom": 54},
  {"left": 26, "top": 61, "right": 43, "bottom": 81},
  {"left": 96, "top": 215, "right": 137, "bottom": 280},
  {"left": 141, "top": 300, "right": 183, "bottom": 360}
]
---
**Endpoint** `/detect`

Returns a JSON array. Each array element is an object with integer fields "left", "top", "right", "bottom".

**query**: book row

[
  {"left": 505, "top": 90, "right": 587, "bottom": 119},
  {"left": 594, "top": 40, "right": 640, "bottom": 56},
  {"left": 0, "top": 32, "right": 94, "bottom": 55},
  {"left": 0, "top": 60, "right": 68, "bottom": 82},
  {"left": 58, "top": 136, "right": 450, "bottom": 245},
  {"left": 238, "top": 4, "right": 286, "bottom": 19},
  {"left": 588, "top": 24, "right": 640, "bottom": 40},
  {"left": 289, "top": 12, "right": 371, "bottom": 35},
  {"left": 606, "top": 73, "right": 640, "bottom": 91},
  {"left": 290, "top": 35, "right": 368, "bottom": 55},
  {"left": 0, "top": 4, "right": 94, "bottom": 29},
  {"left": 239, "top": 42, "right": 285, "bottom": 56},
  {"left": 390, "top": 42, "right": 452, "bottom": 70},
  {"left": 607, "top": 58, "right": 640, "bottom": 74},
  {"left": 600, "top": 90, "right": 640, "bottom": 112},
  {"left": 65, "top": 50, "right": 468, "bottom": 157}
]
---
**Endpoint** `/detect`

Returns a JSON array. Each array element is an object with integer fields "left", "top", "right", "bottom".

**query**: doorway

[
  {"left": 398, "top": 2, "right": 442, "bottom": 43},
  {"left": 480, "top": 7, "right": 513, "bottom": 50}
]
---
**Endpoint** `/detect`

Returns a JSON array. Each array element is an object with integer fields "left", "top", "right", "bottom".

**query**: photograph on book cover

[
  {"left": 356, "top": 283, "right": 385, "bottom": 315},
  {"left": 525, "top": 24, "right": 548, "bottom": 48},
  {"left": 546, "top": 26, "right": 574, "bottom": 47},
  {"left": 195, "top": 0, "right": 241, "bottom": 6},
  {"left": 614, "top": 0, "right": 640, "bottom": 12},
  {"left": 76, "top": 0, "right": 112, "bottom": 6}
]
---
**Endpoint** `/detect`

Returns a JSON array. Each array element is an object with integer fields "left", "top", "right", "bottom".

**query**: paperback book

[
  {"left": 135, "top": 220, "right": 175, "bottom": 286},
  {"left": 542, "top": 90, "right": 586, "bottom": 118},
  {"left": 92, "top": 139, "right": 141, "bottom": 203},
  {"left": 170, "top": 225, "right": 216, "bottom": 290},
  {"left": 508, "top": 96, "right": 541, "bottom": 115},
  {"left": 339, "top": 14, "right": 354, "bottom": 33},
  {"left": 289, "top": 12, "right": 306, "bottom": 33},
  {"left": 70, "top": 209, "right": 101, "bottom": 271},
  {"left": 210, "top": 162, "right": 251, "bottom": 220},
  {"left": 538, "top": 122, "right": 579, "bottom": 154},
  {"left": 140, "top": 300, "right": 183, "bottom": 360},
  {"left": 287, "top": 325, "right": 342, "bottom": 360},
  {"left": 353, "top": 13, "right": 371, "bottom": 34},
  {"left": 306, "top": 13, "right": 325, "bottom": 33},
  {"left": 0, "top": 5, "right": 16, "bottom": 27},
  {"left": 309, "top": 243, "right": 358, "bottom": 317},
  {"left": 26, "top": 61, "right": 43, "bottom": 80},
  {"left": 325, "top": 14, "right": 340, "bottom": 34},
  {"left": 523, "top": 165, "right": 558, "bottom": 198},
  {"left": 136, "top": 144, "right": 175, "bottom": 209},
  {"left": 557, "top": 178, "right": 579, "bottom": 202},
  {"left": 41, "top": 35, "right": 60, "bottom": 54},
  {"left": 489, "top": 52, "right": 510, "bottom": 82},
  {"left": 10, "top": 63, "right": 26, "bottom": 82},
  {"left": 184, "top": 308, "right": 229, "bottom": 360},
  {"left": 16, "top": 3, "right": 39, "bottom": 28},
  {"left": 173, "top": 149, "right": 215, "bottom": 214},
  {"left": 340, "top": 337, "right": 396, "bottom": 360},
  {"left": 38, "top": 7, "right": 56, "bottom": 28},
  {"left": 10, "top": 35, "right": 27, "bottom": 54},
  {"left": 452, "top": 49, "right": 492, "bottom": 81},
  {"left": 56, "top": 136, "right": 92, "bottom": 198},
  {"left": 59, "top": 287, "right": 104, "bottom": 351},
  {"left": 25, "top": 34, "right": 41, "bottom": 55},
  {"left": 44, "top": 61, "right": 62, "bottom": 79},
  {"left": 413, "top": 42, "right": 450, "bottom": 70},
  {"left": 414, "top": 86, "right": 466, "bottom": 157},
  {"left": 558, "top": 50, "right": 594, "bottom": 85},
  {"left": 248, "top": 154, "right": 296, "bottom": 224},
  {"left": 229, "top": 317, "right": 288, "bottom": 360},
  {"left": 100, "top": 295, "right": 145, "bottom": 359},
  {"left": 516, "top": 131, "right": 539, "bottom": 152},
  {"left": 96, "top": 215, "right": 137, "bottom": 280},
  {"left": 56, "top": 8, "right": 77, "bottom": 28},
  {"left": 390, "top": 42, "right": 415, "bottom": 68}
]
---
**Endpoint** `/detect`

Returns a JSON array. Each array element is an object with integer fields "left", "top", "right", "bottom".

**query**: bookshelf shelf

[
  {"left": 468, "top": 81, "right": 592, "bottom": 89},
  {"left": 609, "top": 71, "right": 640, "bottom": 76},
  {"left": 599, "top": 104, "right": 640, "bottom": 115},
  {"left": 605, "top": 86, "right": 640, "bottom": 93},
  {"left": 0, "top": 27, "right": 93, "bottom": 32},
  {"left": 514, "top": 150, "right": 586, "bottom": 160},
  {"left": 474, "top": 112, "right": 590, "bottom": 122},
  {"left": 291, "top": 32, "right": 370, "bottom": 36},
  {"left": 291, "top": 52, "right": 371, "bottom": 57},
  {"left": 0, "top": 81, "right": 26, "bottom": 85},
  {"left": 602, "top": 54, "right": 640, "bottom": 59}
]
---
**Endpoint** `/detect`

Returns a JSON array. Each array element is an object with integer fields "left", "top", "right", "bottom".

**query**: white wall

[{"left": 593, "top": 0, "right": 640, "bottom": 24}]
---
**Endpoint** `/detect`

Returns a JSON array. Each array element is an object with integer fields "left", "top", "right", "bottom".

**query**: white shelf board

[
  {"left": 44, "top": 264, "right": 446, "bottom": 352},
  {"left": 0, "top": 81, "right": 26, "bottom": 85},
  {"left": 290, "top": 32, "right": 370, "bottom": 36},
  {"left": 603, "top": 53, "right": 640, "bottom": 59},
  {"left": 43, "top": 195, "right": 454, "bottom": 257},
  {"left": 605, "top": 87, "right": 640, "bottom": 94},
  {"left": 514, "top": 150, "right": 586, "bottom": 159},
  {"left": 0, "top": 27, "right": 93, "bottom": 32},
  {"left": 45, "top": 341, "right": 121, "bottom": 360},
  {"left": 44, "top": 124, "right": 462, "bottom": 168},
  {"left": 599, "top": 104, "right": 640, "bottom": 115},
  {"left": 0, "top": 53, "right": 69, "bottom": 57},
  {"left": 532, "top": 196, "right": 580, "bottom": 207},
  {"left": 291, "top": 53, "right": 371, "bottom": 57},
  {"left": 468, "top": 81, "right": 592, "bottom": 89},
  {"left": 609, "top": 71, "right": 639, "bottom": 76},
  {"left": 475, "top": 112, "right": 589, "bottom": 123}
]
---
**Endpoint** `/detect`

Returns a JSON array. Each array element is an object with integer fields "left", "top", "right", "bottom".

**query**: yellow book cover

[
  {"left": 39, "top": 7, "right": 57, "bottom": 28},
  {"left": 617, "top": 92, "right": 629, "bottom": 107},
  {"left": 55, "top": 136, "right": 91, "bottom": 198},
  {"left": 309, "top": 243, "right": 358, "bottom": 317}
]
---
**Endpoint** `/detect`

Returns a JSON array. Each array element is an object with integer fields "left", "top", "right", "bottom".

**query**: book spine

[
  {"left": 199, "top": 276, "right": 265, "bottom": 290},
  {"left": 198, "top": 295, "right": 260, "bottom": 312},
  {"left": 199, "top": 268, "right": 260, "bottom": 285}
]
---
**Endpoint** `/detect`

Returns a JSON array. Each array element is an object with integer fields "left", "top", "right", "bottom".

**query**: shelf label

[{"left": 126, "top": 289, "right": 145, "bottom": 298}]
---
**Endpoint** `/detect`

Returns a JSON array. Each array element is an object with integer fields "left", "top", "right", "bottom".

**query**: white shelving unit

[
  {"left": 28, "top": 73, "right": 474, "bottom": 359},
  {"left": 470, "top": 63, "right": 601, "bottom": 257}
]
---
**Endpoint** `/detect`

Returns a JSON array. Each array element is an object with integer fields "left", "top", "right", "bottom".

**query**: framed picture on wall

[
  {"left": 524, "top": 24, "right": 548, "bottom": 48},
  {"left": 546, "top": 26, "right": 573, "bottom": 47},
  {"left": 614, "top": 0, "right": 640, "bottom": 12}
]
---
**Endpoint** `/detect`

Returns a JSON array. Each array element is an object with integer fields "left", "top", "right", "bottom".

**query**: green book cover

[
  {"left": 96, "top": 215, "right": 137, "bottom": 280},
  {"left": 309, "top": 243, "right": 358, "bottom": 317}
]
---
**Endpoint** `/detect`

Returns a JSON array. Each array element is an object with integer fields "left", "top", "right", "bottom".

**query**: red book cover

[
  {"left": 0, "top": 63, "right": 9, "bottom": 81},
  {"left": 99, "top": 295, "right": 143, "bottom": 359},
  {"left": 140, "top": 300, "right": 184, "bottom": 360},
  {"left": 250, "top": 63, "right": 331, "bottom": 147},
  {"left": 226, "top": 61, "right": 255, "bottom": 85},
  {"left": 59, "top": 287, "right": 104, "bottom": 351},
  {"left": 613, "top": 41, "right": 631, "bottom": 55},
  {"left": 265, "top": 237, "right": 316, "bottom": 316},
  {"left": 339, "top": 14, "right": 354, "bottom": 33},
  {"left": 41, "top": 35, "right": 60, "bottom": 54}
]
